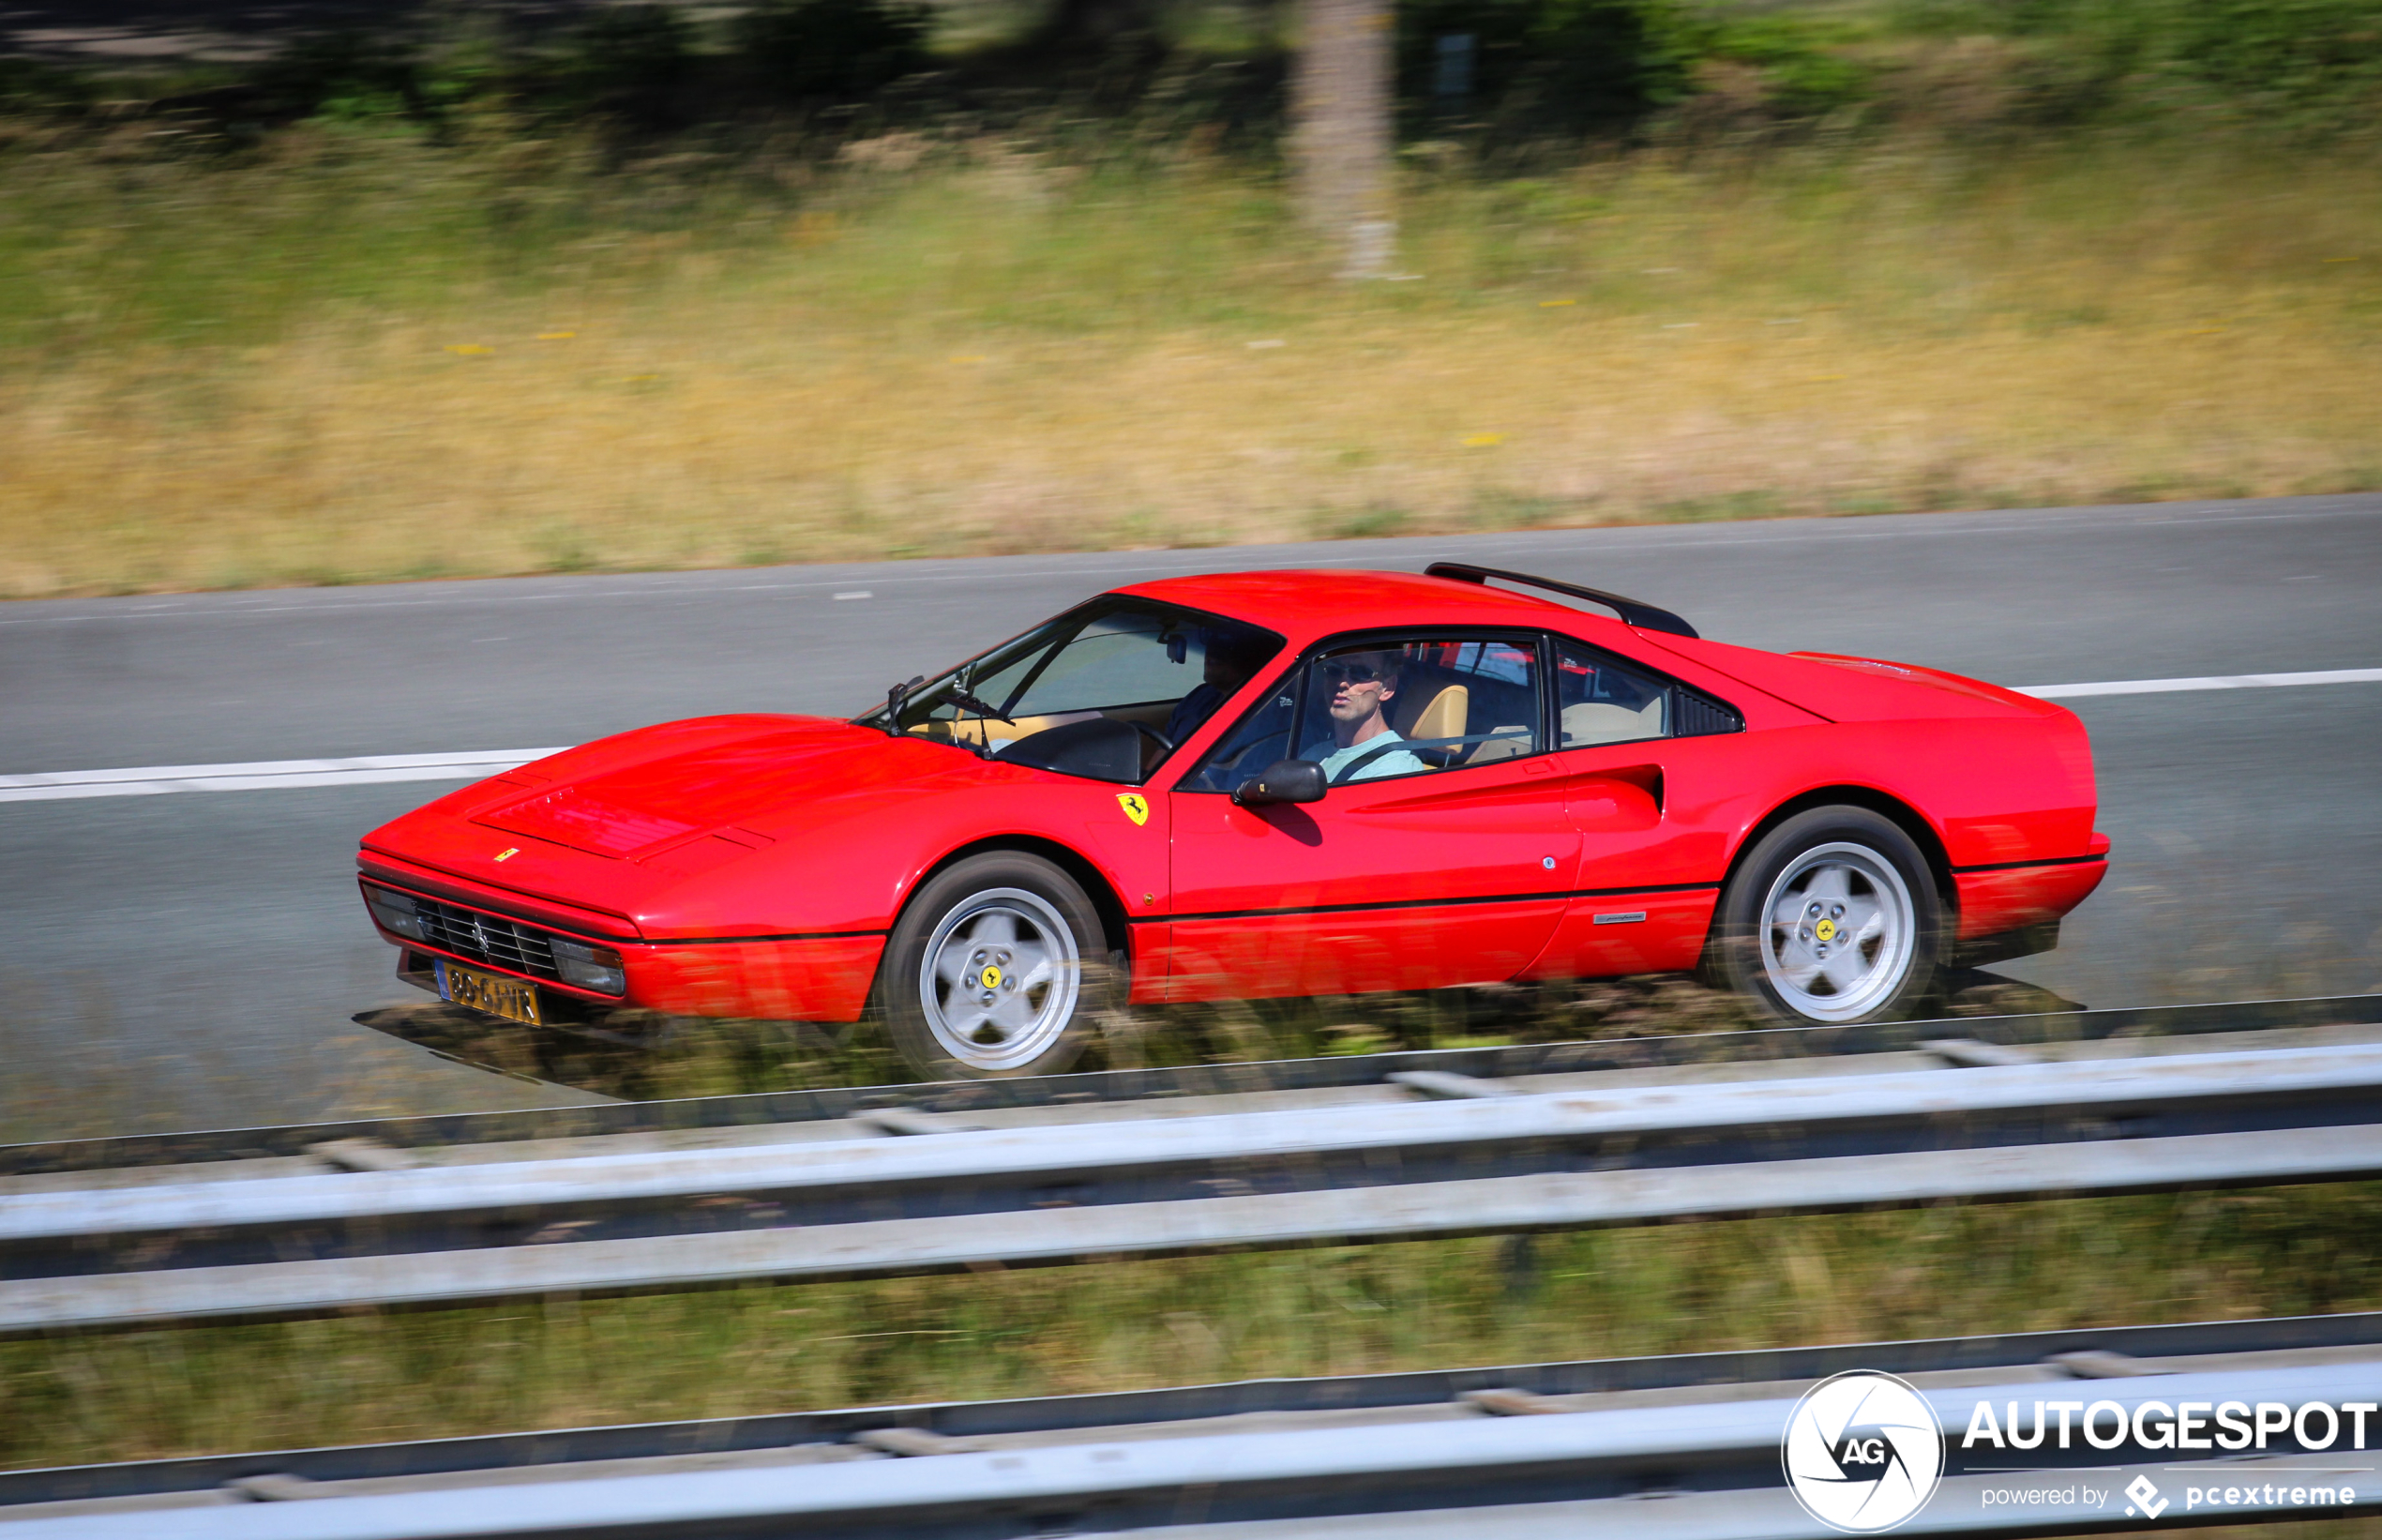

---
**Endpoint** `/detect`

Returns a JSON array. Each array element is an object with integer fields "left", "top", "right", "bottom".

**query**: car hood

[
  {"left": 468, "top": 715, "right": 981, "bottom": 859},
  {"left": 360, "top": 714, "right": 1067, "bottom": 938}
]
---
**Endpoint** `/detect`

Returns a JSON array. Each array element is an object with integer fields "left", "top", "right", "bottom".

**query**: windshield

[{"left": 861, "top": 597, "right": 1285, "bottom": 784}]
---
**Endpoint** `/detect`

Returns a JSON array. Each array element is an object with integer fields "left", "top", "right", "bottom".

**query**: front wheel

[
  {"left": 879, "top": 852, "right": 1118, "bottom": 1079},
  {"left": 1709, "top": 806, "right": 1944, "bottom": 1025}
]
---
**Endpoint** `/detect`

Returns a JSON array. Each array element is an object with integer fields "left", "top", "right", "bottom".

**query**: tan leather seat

[
  {"left": 1393, "top": 677, "right": 1470, "bottom": 765},
  {"left": 1560, "top": 699, "right": 1665, "bottom": 747}
]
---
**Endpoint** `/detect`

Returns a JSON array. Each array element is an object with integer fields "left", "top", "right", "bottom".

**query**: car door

[
  {"left": 1520, "top": 636, "right": 1752, "bottom": 979},
  {"left": 1162, "top": 631, "right": 1578, "bottom": 1002}
]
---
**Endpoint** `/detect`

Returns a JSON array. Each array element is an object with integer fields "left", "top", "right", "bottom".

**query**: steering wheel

[{"left": 1129, "top": 720, "right": 1175, "bottom": 774}]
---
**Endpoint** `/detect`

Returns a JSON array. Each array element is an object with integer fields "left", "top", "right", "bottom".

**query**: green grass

[{"left": 7, "top": 1184, "right": 2379, "bottom": 1473}]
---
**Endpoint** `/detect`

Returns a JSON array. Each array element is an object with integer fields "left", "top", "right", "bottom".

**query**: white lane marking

[
  {"left": 2016, "top": 668, "right": 2382, "bottom": 699},
  {"left": 0, "top": 749, "right": 567, "bottom": 804},
  {"left": 7, "top": 667, "right": 2377, "bottom": 803}
]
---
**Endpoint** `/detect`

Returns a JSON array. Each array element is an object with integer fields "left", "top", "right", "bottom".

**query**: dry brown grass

[{"left": 1, "top": 131, "right": 2377, "bottom": 599}]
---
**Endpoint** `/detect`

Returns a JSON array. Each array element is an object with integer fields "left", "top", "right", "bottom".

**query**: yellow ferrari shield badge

[
  {"left": 1116, "top": 793, "right": 1151, "bottom": 826},
  {"left": 1815, "top": 918, "right": 1838, "bottom": 942}
]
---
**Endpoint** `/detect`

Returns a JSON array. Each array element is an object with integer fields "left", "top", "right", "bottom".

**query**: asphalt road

[{"left": 4, "top": 495, "right": 2378, "bottom": 1138}]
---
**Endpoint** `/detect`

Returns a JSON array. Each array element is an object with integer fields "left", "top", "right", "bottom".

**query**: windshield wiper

[
  {"left": 946, "top": 687, "right": 1015, "bottom": 724},
  {"left": 881, "top": 676, "right": 1013, "bottom": 758},
  {"left": 882, "top": 675, "right": 924, "bottom": 736}
]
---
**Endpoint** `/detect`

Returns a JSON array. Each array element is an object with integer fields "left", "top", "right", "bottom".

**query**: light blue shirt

[{"left": 1306, "top": 732, "right": 1427, "bottom": 783}]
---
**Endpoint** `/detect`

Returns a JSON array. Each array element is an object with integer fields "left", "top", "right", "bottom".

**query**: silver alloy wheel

[
  {"left": 916, "top": 887, "right": 1083, "bottom": 1072},
  {"left": 1756, "top": 841, "right": 1918, "bottom": 1023}
]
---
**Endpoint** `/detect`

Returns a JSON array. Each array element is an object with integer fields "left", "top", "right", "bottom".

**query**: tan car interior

[
  {"left": 914, "top": 664, "right": 1655, "bottom": 775},
  {"left": 1388, "top": 668, "right": 1534, "bottom": 768},
  {"left": 919, "top": 709, "right": 1102, "bottom": 748},
  {"left": 1387, "top": 655, "right": 1665, "bottom": 768},
  {"left": 924, "top": 699, "right": 1177, "bottom": 750},
  {"left": 1560, "top": 697, "right": 1666, "bottom": 746}
]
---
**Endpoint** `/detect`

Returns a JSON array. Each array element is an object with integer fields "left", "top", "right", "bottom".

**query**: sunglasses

[{"left": 1319, "top": 661, "right": 1383, "bottom": 685}]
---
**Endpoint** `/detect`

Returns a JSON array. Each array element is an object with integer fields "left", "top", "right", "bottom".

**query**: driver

[
  {"left": 1301, "top": 650, "right": 1425, "bottom": 782},
  {"left": 1165, "top": 629, "right": 1276, "bottom": 744}
]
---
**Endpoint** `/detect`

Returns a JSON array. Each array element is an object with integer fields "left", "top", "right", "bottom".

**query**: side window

[
  {"left": 1183, "top": 634, "right": 1543, "bottom": 791},
  {"left": 1180, "top": 670, "right": 1300, "bottom": 793},
  {"left": 1554, "top": 639, "right": 1672, "bottom": 747}
]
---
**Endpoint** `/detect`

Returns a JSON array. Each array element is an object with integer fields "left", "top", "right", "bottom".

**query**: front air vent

[{"left": 1674, "top": 689, "right": 1743, "bottom": 737}]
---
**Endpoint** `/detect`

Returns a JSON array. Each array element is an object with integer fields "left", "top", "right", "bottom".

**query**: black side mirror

[{"left": 1233, "top": 759, "right": 1326, "bottom": 806}]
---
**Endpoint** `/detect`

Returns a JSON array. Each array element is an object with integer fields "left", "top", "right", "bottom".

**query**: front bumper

[{"left": 364, "top": 876, "right": 885, "bottom": 1025}]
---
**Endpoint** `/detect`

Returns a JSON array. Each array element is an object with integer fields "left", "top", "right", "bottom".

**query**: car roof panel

[{"left": 1113, "top": 568, "right": 1643, "bottom": 644}]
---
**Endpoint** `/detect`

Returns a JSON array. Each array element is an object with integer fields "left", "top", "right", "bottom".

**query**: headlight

[
  {"left": 550, "top": 937, "right": 627, "bottom": 996},
  {"left": 365, "top": 886, "right": 425, "bottom": 941}
]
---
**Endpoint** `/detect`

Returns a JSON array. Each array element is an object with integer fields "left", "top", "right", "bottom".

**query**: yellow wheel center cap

[
  {"left": 1814, "top": 919, "right": 1837, "bottom": 942},
  {"left": 980, "top": 965, "right": 1003, "bottom": 989}
]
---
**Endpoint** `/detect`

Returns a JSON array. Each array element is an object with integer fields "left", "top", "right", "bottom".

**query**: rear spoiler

[{"left": 1424, "top": 562, "right": 1699, "bottom": 639}]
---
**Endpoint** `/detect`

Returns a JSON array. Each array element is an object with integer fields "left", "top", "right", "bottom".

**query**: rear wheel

[
  {"left": 1711, "top": 806, "right": 1943, "bottom": 1025},
  {"left": 880, "top": 852, "right": 1118, "bottom": 1079}
]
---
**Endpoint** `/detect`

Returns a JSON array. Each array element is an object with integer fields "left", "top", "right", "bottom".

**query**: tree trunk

[{"left": 1290, "top": 0, "right": 1395, "bottom": 277}]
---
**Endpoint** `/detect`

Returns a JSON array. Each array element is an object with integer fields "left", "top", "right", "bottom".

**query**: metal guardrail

[
  {"left": 7, "top": 1034, "right": 2382, "bottom": 1334},
  {"left": 8, "top": 991, "right": 2376, "bottom": 1178},
  {"left": 7, "top": 1311, "right": 2381, "bottom": 1536}
]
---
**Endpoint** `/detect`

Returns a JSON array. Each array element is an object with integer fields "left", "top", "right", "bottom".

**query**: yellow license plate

[{"left": 438, "top": 959, "right": 543, "bottom": 1025}]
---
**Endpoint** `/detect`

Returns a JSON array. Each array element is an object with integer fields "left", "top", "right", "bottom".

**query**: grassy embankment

[
  {"left": 3, "top": 1179, "right": 2378, "bottom": 1535},
  {"left": 0, "top": 123, "right": 2376, "bottom": 599}
]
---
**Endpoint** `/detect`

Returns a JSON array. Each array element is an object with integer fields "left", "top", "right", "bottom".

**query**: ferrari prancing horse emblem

[{"left": 1116, "top": 793, "right": 1151, "bottom": 826}]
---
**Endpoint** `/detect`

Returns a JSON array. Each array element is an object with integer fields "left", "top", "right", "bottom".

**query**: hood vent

[{"left": 477, "top": 786, "right": 701, "bottom": 858}]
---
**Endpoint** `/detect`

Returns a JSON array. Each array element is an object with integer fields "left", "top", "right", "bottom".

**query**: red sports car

[{"left": 359, "top": 565, "right": 2107, "bottom": 1078}]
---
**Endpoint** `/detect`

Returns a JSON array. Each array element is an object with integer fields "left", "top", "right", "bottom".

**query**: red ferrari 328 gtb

[{"left": 359, "top": 564, "right": 2107, "bottom": 1078}]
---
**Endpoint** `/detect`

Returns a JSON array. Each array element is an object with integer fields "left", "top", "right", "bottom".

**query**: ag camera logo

[{"left": 1782, "top": 1370, "right": 1946, "bottom": 1532}]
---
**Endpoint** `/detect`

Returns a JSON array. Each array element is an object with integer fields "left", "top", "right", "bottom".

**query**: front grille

[{"left": 411, "top": 895, "right": 562, "bottom": 981}]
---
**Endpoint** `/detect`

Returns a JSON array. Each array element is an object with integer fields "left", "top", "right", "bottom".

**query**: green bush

[
  {"left": 564, "top": 4, "right": 696, "bottom": 109},
  {"left": 734, "top": 0, "right": 935, "bottom": 102},
  {"left": 1396, "top": 0, "right": 1699, "bottom": 134},
  {"left": 1706, "top": 17, "right": 1874, "bottom": 117},
  {"left": 2166, "top": 0, "right": 2382, "bottom": 105},
  {"left": 245, "top": 30, "right": 426, "bottom": 123},
  {"left": 0, "top": 57, "right": 93, "bottom": 116},
  {"left": 1985, "top": 0, "right": 2382, "bottom": 120}
]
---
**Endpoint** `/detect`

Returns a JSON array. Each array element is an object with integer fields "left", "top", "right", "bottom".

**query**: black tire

[
  {"left": 1708, "top": 805, "right": 1944, "bottom": 1026},
  {"left": 878, "top": 851, "right": 1120, "bottom": 1080}
]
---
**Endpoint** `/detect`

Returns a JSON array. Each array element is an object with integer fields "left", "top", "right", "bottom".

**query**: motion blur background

[
  {"left": 2, "top": 0, "right": 2378, "bottom": 596},
  {"left": 1, "top": 2, "right": 2378, "bottom": 1528}
]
